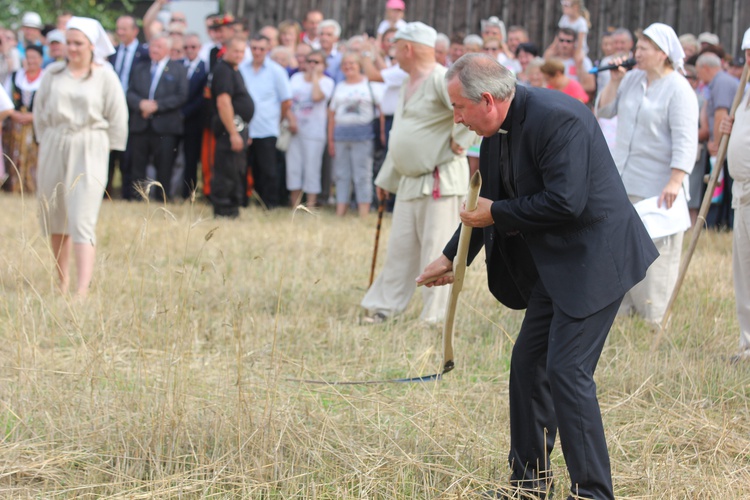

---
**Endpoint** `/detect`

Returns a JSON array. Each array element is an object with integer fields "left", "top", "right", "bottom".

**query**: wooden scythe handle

[{"left": 442, "top": 170, "right": 482, "bottom": 372}]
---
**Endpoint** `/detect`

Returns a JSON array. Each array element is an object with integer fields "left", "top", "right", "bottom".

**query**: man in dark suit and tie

[
  {"left": 107, "top": 15, "right": 149, "bottom": 199},
  {"left": 181, "top": 33, "right": 209, "bottom": 198},
  {"left": 126, "top": 34, "right": 188, "bottom": 200},
  {"left": 418, "top": 54, "right": 658, "bottom": 499}
]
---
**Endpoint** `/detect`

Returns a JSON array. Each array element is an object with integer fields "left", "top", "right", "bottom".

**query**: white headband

[
  {"left": 643, "top": 22, "right": 686, "bottom": 73},
  {"left": 66, "top": 16, "right": 115, "bottom": 65}
]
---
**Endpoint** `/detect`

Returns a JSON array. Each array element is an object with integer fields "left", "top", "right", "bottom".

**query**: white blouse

[{"left": 598, "top": 69, "right": 699, "bottom": 199}]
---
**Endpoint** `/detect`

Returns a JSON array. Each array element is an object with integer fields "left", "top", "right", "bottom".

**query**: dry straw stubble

[{"left": 0, "top": 194, "right": 748, "bottom": 498}]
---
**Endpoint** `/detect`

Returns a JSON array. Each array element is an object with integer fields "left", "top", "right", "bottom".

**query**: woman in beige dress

[{"left": 33, "top": 17, "right": 128, "bottom": 297}]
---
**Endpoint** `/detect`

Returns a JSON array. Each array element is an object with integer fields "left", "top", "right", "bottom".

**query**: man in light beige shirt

[
  {"left": 720, "top": 27, "right": 750, "bottom": 362},
  {"left": 361, "top": 22, "right": 477, "bottom": 324}
]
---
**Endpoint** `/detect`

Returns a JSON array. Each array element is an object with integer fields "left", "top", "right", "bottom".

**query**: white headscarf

[
  {"left": 66, "top": 16, "right": 115, "bottom": 65},
  {"left": 642, "top": 23, "right": 686, "bottom": 73},
  {"left": 742, "top": 27, "right": 750, "bottom": 50}
]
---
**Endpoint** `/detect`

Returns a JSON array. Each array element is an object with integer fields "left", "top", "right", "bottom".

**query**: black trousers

[
  {"left": 211, "top": 130, "right": 248, "bottom": 217},
  {"left": 107, "top": 136, "right": 133, "bottom": 199},
  {"left": 182, "top": 119, "right": 203, "bottom": 198},
  {"left": 247, "top": 136, "right": 279, "bottom": 208},
  {"left": 130, "top": 131, "right": 179, "bottom": 200},
  {"left": 508, "top": 279, "right": 620, "bottom": 499}
]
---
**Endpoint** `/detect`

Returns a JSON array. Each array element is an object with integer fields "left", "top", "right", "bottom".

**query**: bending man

[{"left": 418, "top": 53, "right": 658, "bottom": 499}]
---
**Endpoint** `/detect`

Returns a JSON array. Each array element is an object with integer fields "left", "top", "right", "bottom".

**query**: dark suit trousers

[
  {"left": 182, "top": 117, "right": 204, "bottom": 198},
  {"left": 247, "top": 136, "right": 279, "bottom": 208},
  {"left": 508, "top": 279, "right": 620, "bottom": 499},
  {"left": 211, "top": 130, "right": 248, "bottom": 217},
  {"left": 130, "top": 131, "right": 179, "bottom": 200},
  {"left": 107, "top": 137, "right": 134, "bottom": 199}
]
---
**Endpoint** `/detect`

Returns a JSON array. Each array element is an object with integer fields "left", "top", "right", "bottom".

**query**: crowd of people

[
  {"left": 0, "top": 2, "right": 743, "bottom": 216},
  {"left": 0, "top": 1, "right": 749, "bottom": 497},
  {"left": 0, "top": 2, "right": 745, "bottom": 331}
]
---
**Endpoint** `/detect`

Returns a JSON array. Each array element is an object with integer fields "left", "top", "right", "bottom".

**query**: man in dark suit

[
  {"left": 107, "top": 15, "right": 149, "bottom": 199},
  {"left": 418, "top": 54, "right": 658, "bottom": 499},
  {"left": 127, "top": 34, "right": 188, "bottom": 200},
  {"left": 181, "top": 33, "right": 209, "bottom": 198}
]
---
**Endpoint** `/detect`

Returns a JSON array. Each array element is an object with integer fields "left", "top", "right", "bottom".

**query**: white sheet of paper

[{"left": 633, "top": 193, "right": 691, "bottom": 239}]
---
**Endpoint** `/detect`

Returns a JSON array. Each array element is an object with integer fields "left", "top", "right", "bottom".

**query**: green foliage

[{"left": 0, "top": 0, "right": 133, "bottom": 31}]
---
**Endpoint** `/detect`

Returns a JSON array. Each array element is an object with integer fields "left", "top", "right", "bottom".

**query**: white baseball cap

[
  {"left": 697, "top": 32, "right": 720, "bottom": 46},
  {"left": 742, "top": 27, "right": 750, "bottom": 50},
  {"left": 22, "top": 12, "right": 43, "bottom": 29},
  {"left": 394, "top": 21, "right": 437, "bottom": 48},
  {"left": 46, "top": 29, "right": 65, "bottom": 44}
]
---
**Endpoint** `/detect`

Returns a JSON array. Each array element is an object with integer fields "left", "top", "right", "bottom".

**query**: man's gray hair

[
  {"left": 151, "top": 33, "right": 173, "bottom": 49},
  {"left": 463, "top": 34, "right": 483, "bottom": 47},
  {"left": 446, "top": 53, "right": 516, "bottom": 102},
  {"left": 679, "top": 33, "right": 700, "bottom": 53},
  {"left": 435, "top": 33, "right": 450, "bottom": 50},
  {"left": 696, "top": 52, "right": 722, "bottom": 68},
  {"left": 318, "top": 19, "right": 341, "bottom": 38},
  {"left": 613, "top": 27, "right": 633, "bottom": 41}
]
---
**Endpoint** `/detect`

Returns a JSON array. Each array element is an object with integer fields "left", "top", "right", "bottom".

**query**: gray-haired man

[{"left": 418, "top": 53, "right": 657, "bottom": 499}]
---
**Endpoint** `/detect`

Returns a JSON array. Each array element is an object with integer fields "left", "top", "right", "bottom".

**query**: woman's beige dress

[{"left": 33, "top": 62, "right": 128, "bottom": 244}]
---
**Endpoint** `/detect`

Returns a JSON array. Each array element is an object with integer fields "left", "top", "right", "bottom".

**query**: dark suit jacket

[
  {"left": 108, "top": 42, "right": 149, "bottom": 84},
  {"left": 181, "top": 59, "right": 208, "bottom": 122},
  {"left": 444, "top": 85, "right": 658, "bottom": 319},
  {"left": 126, "top": 59, "right": 188, "bottom": 135}
]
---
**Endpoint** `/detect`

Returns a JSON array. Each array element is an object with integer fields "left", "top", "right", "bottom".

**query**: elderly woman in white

[
  {"left": 34, "top": 17, "right": 128, "bottom": 297},
  {"left": 597, "top": 23, "right": 699, "bottom": 324}
]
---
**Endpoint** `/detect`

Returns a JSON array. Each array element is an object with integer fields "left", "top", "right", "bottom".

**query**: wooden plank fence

[{"left": 224, "top": 0, "right": 750, "bottom": 60}]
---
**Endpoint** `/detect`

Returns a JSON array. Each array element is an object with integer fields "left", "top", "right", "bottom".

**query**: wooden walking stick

[
  {"left": 653, "top": 64, "right": 749, "bottom": 351},
  {"left": 368, "top": 190, "right": 386, "bottom": 288},
  {"left": 441, "top": 170, "right": 482, "bottom": 372}
]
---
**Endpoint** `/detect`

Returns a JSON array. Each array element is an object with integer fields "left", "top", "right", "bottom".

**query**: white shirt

[
  {"left": 13, "top": 68, "right": 43, "bottom": 108},
  {"left": 563, "top": 56, "right": 592, "bottom": 82},
  {"left": 377, "top": 19, "right": 407, "bottom": 35},
  {"left": 289, "top": 72, "right": 335, "bottom": 141},
  {"left": 598, "top": 69, "right": 699, "bottom": 200},
  {"left": 0, "top": 84, "right": 13, "bottom": 112},
  {"left": 380, "top": 64, "right": 408, "bottom": 116},
  {"left": 727, "top": 91, "right": 750, "bottom": 207},
  {"left": 498, "top": 53, "right": 521, "bottom": 74},
  {"left": 198, "top": 41, "right": 218, "bottom": 67},
  {"left": 184, "top": 56, "right": 201, "bottom": 80},
  {"left": 301, "top": 33, "right": 321, "bottom": 50},
  {"left": 149, "top": 57, "right": 170, "bottom": 100},
  {"left": 115, "top": 39, "right": 140, "bottom": 91},
  {"left": 329, "top": 79, "right": 379, "bottom": 127}
]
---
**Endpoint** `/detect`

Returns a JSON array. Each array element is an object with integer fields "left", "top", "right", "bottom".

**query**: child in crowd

[
  {"left": 559, "top": 0, "right": 591, "bottom": 55},
  {"left": 377, "top": 0, "right": 407, "bottom": 37}
]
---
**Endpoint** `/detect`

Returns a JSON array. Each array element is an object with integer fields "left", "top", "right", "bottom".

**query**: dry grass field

[{"left": 0, "top": 194, "right": 748, "bottom": 499}]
